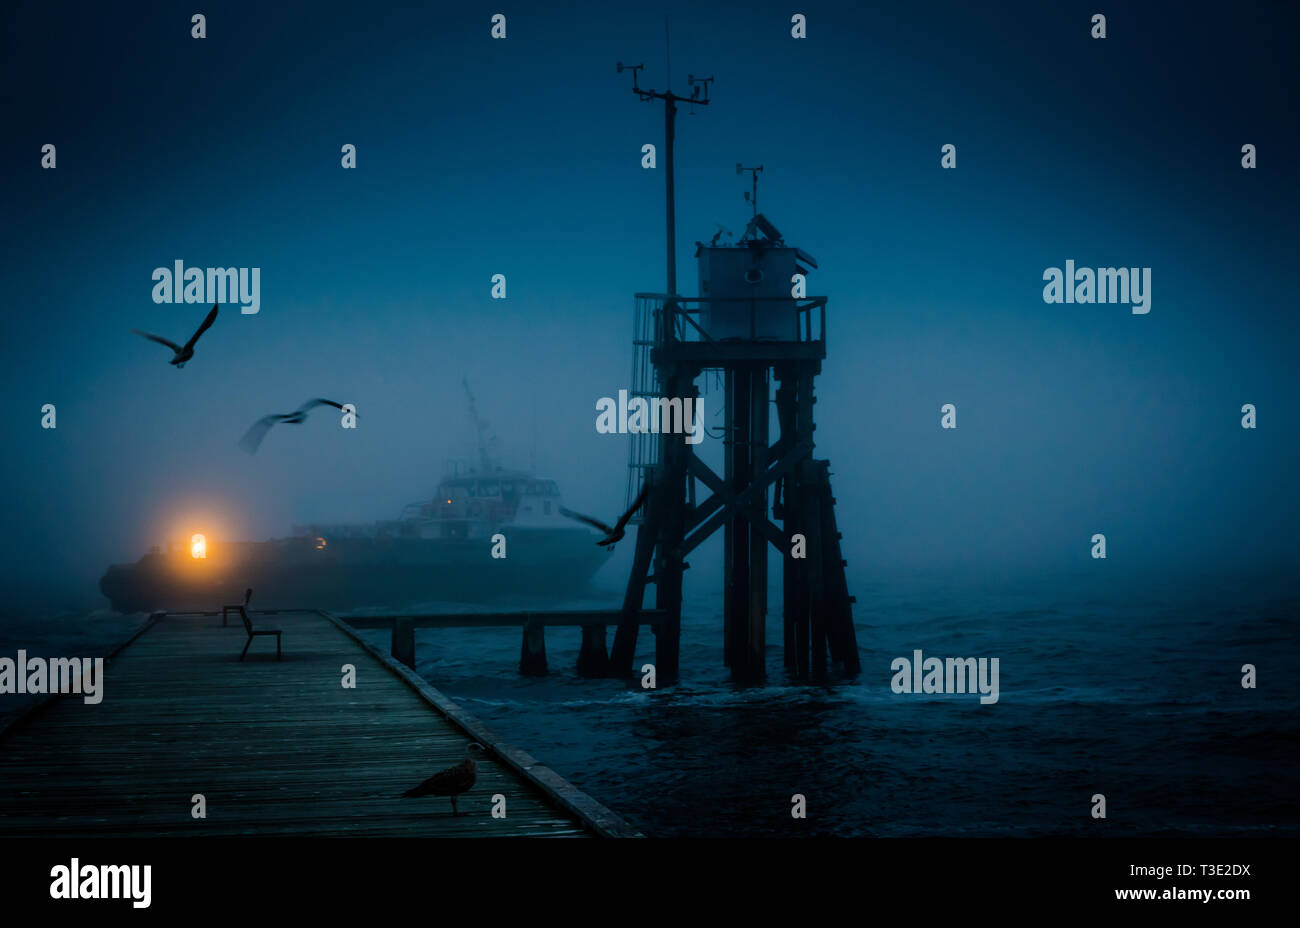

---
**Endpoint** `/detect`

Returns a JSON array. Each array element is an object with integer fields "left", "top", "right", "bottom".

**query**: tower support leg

[
  {"left": 801, "top": 461, "right": 829, "bottom": 680},
  {"left": 741, "top": 366, "right": 770, "bottom": 683},
  {"left": 781, "top": 479, "right": 801, "bottom": 675},
  {"left": 726, "top": 367, "right": 753, "bottom": 682},
  {"left": 817, "top": 470, "right": 861, "bottom": 676},
  {"left": 611, "top": 495, "right": 660, "bottom": 676},
  {"left": 723, "top": 369, "right": 738, "bottom": 668},
  {"left": 653, "top": 366, "right": 693, "bottom": 685},
  {"left": 775, "top": 375, "right": 800, "bottom": 674}
]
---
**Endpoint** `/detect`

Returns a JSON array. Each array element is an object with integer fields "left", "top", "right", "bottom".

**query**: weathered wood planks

[{"left": 0, "top": 610, "right": 640, "bottom": 837}]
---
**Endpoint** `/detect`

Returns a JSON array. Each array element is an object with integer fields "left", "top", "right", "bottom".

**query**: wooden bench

[
  {"left": 222, "top": 588, "right": 252, "bottom": 628},
  {"left": 238, "top": 602, "right": 282, "bottom": 661}
]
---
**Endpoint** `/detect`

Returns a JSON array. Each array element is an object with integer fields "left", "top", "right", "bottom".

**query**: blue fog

[{"left": 0, "top": 0, "right": 1296, "bottom": 835}]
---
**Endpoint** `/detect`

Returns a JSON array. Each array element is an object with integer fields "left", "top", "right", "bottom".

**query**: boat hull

[{"left": 99, "top": 528, "right": 613, "bottom": 613}]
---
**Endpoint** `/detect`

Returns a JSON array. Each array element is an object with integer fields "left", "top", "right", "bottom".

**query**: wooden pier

[
  {"left": 0, "top": 610, "right": 640, "bottom": 837},
  {"left": 340, "top": 609, "right": 665, "bottom": 677}
]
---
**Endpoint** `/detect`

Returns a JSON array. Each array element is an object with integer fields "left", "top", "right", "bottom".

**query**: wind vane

[
  {"left": 615, "top": 52, "right": 713, "bottom": 296},
  {"left": 736, "top": 163, "right": 763, "bottom": 221}
]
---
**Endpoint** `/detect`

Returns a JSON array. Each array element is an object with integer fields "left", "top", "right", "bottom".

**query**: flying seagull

[
  {"left": 559, "top": 483, "right": 650, "bottom": 547},
  {"left": 401, "top": 742, "right": 486, "bottom": 816},
  {"left": 238, "top": 398, "right": 351, "bottom": 454},
  {"left": 131, "top": 303, "right": 219, "bottom": 367}
]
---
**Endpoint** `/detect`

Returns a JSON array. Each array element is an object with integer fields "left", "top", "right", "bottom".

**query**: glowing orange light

[
  {"left": 190, "top": 533, "right": 207, "bottom": 559},
  {"left": 314, "top": 537, "right": 328, "bottom": 550}
]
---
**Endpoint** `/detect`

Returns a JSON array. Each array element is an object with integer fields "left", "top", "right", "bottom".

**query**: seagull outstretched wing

[
  {"left": 182, "top": 303, "right": 219, "bottom": 352},
  {"left": 131, "top": 329, "right": 182, "bottom": 353},
  {"left": 238, "top": 414, "right": 286, "bottom": 455},
  {"left": 613, "top": 483, "right": 651, "bottom": 533},
  {"left": 558, "top": 508, "right": 614, "bottom": 535},
  {"left": 297, "top": 398, "right": 347, "bottom": 415}
]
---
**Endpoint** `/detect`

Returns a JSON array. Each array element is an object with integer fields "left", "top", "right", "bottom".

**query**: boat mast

[{"left": 462, "top": 376, "right": 493, "bottom": 473}]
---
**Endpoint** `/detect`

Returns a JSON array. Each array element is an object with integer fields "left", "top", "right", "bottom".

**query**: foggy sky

[{"left": 2, "top": 0, "right": 1296, "bottom": 608}]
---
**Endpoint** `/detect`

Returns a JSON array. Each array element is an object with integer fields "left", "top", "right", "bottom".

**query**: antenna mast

[{"left": 616, "top": 55, "right": 712, "bottom": 296}]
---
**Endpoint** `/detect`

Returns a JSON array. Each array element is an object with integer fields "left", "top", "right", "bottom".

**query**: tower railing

[
  {"left": 625, "top": 294, "right": 664, "bottom": 520},
  {"left": 625, "top": 292, "right": 827, "bottom": 518},
  {"left": 637, "top": 293, "right": 826, "bottom": 346}
]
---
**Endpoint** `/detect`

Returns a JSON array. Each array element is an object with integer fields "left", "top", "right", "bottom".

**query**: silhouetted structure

[{"left": 603, "top": 64, "right": 859, "bottom": 683}]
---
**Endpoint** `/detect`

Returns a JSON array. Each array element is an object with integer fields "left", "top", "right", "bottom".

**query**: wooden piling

[
  {"left": 726, "top": 367, "right": 752, "bottom": 680},
  {"left": 611, "top": 486, "right": 660, "bottom": 676},
  {"left": 802, "top": 461, "right": 829, "bottom": 680},
  {"left": 790, "top": 371, "right": 816, "bottom": 680},
  {"left": 782, "top": 477, "right": 809, "bottom": 679},
  {"left": 775, "top": 375, "right": 799, "bottom": 675},
  {"left": 818, "top": 474, "right": 861, "bottom": 675},
  {"left": 577, "top": 625, "right": 611, "bottom": 677},
  {"left": 519, "top": 619, "right": 548, "bottom": 676},
  {"left": 781, "top": 496, "right": 799, "bottom": 673},
  {"left": 744, "top": 366, "right": 770, "bottom": 682},
  {"left": 391, "top": 616, "right": 415, "bottom": 669},
  {"left": 723, "top": 368, "right": 738, "bottom": 669},
  {"left": 652, "top": 362, "right": 692, "bottom": 685}
]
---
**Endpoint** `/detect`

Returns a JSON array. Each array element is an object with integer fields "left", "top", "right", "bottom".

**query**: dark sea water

[
  {"left": 4, "top": 568, "right": 1296, "bottom": 837},
  {"left": 357, "top": 567, "right": 1300, "bottom": 837}
]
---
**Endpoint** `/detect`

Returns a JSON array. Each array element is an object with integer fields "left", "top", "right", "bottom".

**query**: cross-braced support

[{"left": 609, "top": 323, "right": 859, "bottom": 684}]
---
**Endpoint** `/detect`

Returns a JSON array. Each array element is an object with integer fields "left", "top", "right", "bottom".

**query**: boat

[{"left": 98, "top": 384, "right": 613, "bottom": 613}]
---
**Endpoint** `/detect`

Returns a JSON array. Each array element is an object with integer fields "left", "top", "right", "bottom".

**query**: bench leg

[{"left": 240, "top": 636, "right": 252, "bottom": 661}]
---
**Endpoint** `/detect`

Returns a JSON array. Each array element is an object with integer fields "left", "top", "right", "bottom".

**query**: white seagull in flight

[{"left": 239, "top": 398, "right": 352, "bottom": 454}]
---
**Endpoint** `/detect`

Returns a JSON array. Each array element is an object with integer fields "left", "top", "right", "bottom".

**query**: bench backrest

[{"left": 238, "top": 605, "right": 254, "bottom": 635}]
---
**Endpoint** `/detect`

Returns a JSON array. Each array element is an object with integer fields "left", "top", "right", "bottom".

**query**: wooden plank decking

[{"left": 0, "top": 610, "right": 639, "bottom": 837}]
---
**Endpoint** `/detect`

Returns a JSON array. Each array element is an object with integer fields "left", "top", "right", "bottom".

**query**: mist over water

[{"left": 1, "top": 0, "right": 1297, "bottom": 609}]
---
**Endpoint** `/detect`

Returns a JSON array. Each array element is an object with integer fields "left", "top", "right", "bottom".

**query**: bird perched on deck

[
  {"left": 131, "top": 303, "right": 219, "bottom": 367},
  {"left": 559, "top": 483, "right": 650, "bottom": 547},
  {"left": 238, "top": 398, "right": 352, "bottom": 454},
  {"left": 402, "top": 742, "right": 486, "bottom": 816}
]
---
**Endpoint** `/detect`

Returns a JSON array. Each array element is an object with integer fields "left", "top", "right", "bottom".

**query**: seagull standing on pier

[
  {"left": 238, "top": 398, "right": 351, "bottom": 454},
  {"left": 131, "top": 303, "right": 219, "bottom": 367},
  {"left": 401, "top": 742, "right": 486, "bottom": 816},
  {"left": 559, "top": 483, "right": 650, "bottom": 547}
]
